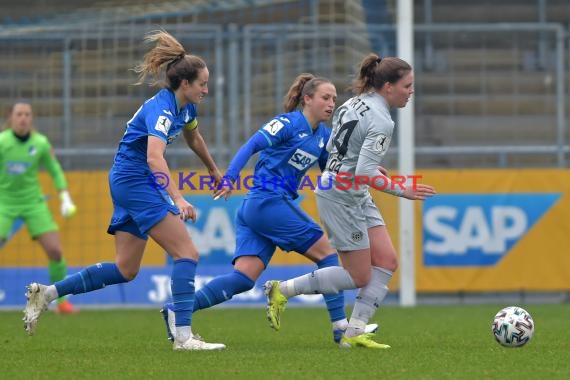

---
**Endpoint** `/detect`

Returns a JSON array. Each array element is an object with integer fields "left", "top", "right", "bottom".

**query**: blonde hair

[{"left": 133, "top": 29, "right": 207, "bottom": 89}]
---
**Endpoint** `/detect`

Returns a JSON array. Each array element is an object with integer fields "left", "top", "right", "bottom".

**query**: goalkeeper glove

[{"left": 59, "top": 190, "right": 77, "bottom": 218}]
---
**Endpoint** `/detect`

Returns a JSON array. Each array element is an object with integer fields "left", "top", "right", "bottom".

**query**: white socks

[
  {"left": 279, "top": 266, "right": 356, "bottom": 297},
  {"left": 176, "top": 326, "right": 192, "bottom": 343},
  {"left": 332, "top": 318, "right": 349, "bottom": 331},
  {"left": 45, "top": 285, "right": 58, "bottom": 303},
  {"left": 345, "top": 266, "right": 392, "bottom": 338}
]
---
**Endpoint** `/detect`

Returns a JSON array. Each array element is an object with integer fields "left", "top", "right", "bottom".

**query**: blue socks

[
  {"left": 54, "top": 262, "right": 128, "bottom": 297},
  {"left": 317, "top": 254, "right": 346, "bottom": 323},
  {"left": 171, "top": 258, "right": 198, "bottom": 327},
  {"left": 194, "top": 270, "right": 255, "bottom": 311}
]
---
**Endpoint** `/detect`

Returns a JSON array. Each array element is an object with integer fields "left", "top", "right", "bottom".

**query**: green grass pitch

[{"left": 1, "top": 304, "right": 569, "bottom": 379}]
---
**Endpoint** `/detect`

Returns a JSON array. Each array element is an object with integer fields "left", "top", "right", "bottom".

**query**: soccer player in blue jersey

[
  {"left": 161, "top": 73, "right": 377, "bottom": 344},
  {"left": 23, "top": 30, "right": 225, "bottom": 350}
]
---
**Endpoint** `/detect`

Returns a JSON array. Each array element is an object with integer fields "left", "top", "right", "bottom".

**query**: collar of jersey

[
  {"left": 299, "top": 111, "right": 316, "bottom": 134},
  {"left": 167, "top": 88, "right": 183, "bottom": 115}
]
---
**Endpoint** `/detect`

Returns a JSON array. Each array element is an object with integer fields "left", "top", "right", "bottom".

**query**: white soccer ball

[{"left": 491, "top": 306, "right": 535, "bottom": 347}]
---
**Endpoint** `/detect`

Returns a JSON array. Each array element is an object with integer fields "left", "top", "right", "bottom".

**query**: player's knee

[
  {"left": 305, "top": 235, "right": 333, "bottom": 260},
  {"left": 372, "top": 251, "right": 398, "bottom": 273},
  {"left": 117, "top": 266, "right": 138, "bottom": 281},
  {"left": 379, "top": 255, "right": 398, "bottom": 272},
  {"left": 352, "top": 272, "right": 371, "bottom": 288},
  {"left": 45, "top": 249, "right": 63, "bottom": 261},
  {"left": 234, "top": 271, "right": 256, "bottom": 293},
  {"left": 387, "top": 259, "right": 398, "bottom": 273},
  {"left": 170, "top": 247, "right": 199, "bottom": 261}
]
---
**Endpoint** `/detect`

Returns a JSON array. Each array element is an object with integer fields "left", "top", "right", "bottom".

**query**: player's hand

[
  {"left": 213, "top": 180, "right": 233, "bottom": 201},
  {"left": 401, "top": 184, "right": 437, "bottom": 201},
  {"left": 208, "top": 167, "right": 224, "bottom": 189},
  {"left": 59, "top": 190, "right": 77, "bottom": 218},
  {"left": 175, "top": 197, "right": 196, "bottom": 223},
  {"left": 213, "top": 174, "right": 234, "bottom": 201}
]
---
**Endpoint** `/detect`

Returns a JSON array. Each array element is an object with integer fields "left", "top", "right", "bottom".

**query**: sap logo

[
  {"left": 6, "top": 161, "right": 30, "bottom": 175},
  {"left": 423, "top": 193, "right": 560, "bottom": 266},
  {"left": 288, "top": 149, "right": 317, "bottom": 170}
]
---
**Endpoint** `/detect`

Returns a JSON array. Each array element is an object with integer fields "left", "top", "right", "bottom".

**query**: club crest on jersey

[
  {"left": 28, "top": 146, "right": 37, "bottom": 156},
  {"left": 288, "top": 148, "right": 317, "bottom": 170},
  {"left": 374, "top": 134, "right": 390, "bottom": 153},
  {"left": 351, "top": 231, "right": 364, "bottom": 242},
  {"left": 262, "top": 119, "right": 285, "bottom": 136},
  {"left": 155, "top": 116, "right": 172, "bottom": 135}
]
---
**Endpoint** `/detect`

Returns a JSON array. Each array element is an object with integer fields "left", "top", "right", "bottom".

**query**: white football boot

[
  {"left": 23, "top": 283, "right": 49, "bottom": 335},
  {"left": 173, "top": 335, "right": 226, "bottom": 351}
]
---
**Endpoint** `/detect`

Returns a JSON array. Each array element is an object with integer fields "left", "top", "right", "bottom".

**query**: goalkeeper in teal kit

[{"left": 0, "top": 101, "right": 77, "bottom": 314}]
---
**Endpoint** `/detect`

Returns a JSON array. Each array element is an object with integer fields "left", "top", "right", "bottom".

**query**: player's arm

[
  {"left": 224, "top": 117, "right": 291, "bottom": 182},
  {"left": 317, "top": 129, "right": 332, "bottom": 172},
  {"left": 182, "top": 124, "right": 222, "bottom": 184},
  {"left": 41, "top": 140, "right": 76, "bottom": 217},
  {"left": 356, "top": 126, "right": 435, "bottom": 200},
  {"left": 147, "top": 135, "right": 196, "bottom": 222},
  {"left": 355, "top": 122, "right": 404, "bottom": 197}
]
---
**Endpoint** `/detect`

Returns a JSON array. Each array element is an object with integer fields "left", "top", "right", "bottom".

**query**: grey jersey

[{"left": 316, "top": 92, "right": 394, "bottom": 205}]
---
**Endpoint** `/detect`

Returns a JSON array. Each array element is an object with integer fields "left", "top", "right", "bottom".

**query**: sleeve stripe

[{"left": 258, "top": 130, "right": 273, "bottom": 146}]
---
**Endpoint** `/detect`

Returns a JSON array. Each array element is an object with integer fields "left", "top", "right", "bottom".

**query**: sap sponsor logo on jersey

[
  {"left": 262, "top": 119, "right": 285, "bottom": 136},
  {"left": 154, "top": 115, "right": 172, "bottom": 135},
  {"left": 288, "top": 149, "right": 318, "bottom": 170},
  {"left": 423, "top": 193, "right": 560, "bottom": 266}
]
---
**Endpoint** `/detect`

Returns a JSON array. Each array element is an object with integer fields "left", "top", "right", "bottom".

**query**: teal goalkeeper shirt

[{"left": 0, "top": 129, "right": 67, "bottom": 204}]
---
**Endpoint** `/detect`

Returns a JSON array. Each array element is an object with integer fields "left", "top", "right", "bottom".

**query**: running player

[
  {"left": 264, "top": 54, "right": 436, "bottom": 348},
  {"left": 22, "top": 30, "right": 225, "bottom": 351},
  {"left": 161, "top": 73, "right": 377, "bottom": 344}
]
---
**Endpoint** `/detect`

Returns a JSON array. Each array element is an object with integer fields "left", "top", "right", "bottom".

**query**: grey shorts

[{"left": 316, "top": 194, "right": 385, "bottom": 251}]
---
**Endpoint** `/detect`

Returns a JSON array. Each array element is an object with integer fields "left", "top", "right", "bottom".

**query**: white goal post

[{"left": 397, "top": 0, "right": 416, "bottom": 307}]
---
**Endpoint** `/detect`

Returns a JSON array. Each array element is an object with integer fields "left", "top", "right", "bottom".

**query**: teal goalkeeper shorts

[{"left": 0, "top": 197, "right": 58, "bottom": 240}]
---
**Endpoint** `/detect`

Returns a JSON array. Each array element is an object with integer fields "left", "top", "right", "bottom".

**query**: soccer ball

[{"left": 491, "top": 306, "right": 534, "bottom": 347}]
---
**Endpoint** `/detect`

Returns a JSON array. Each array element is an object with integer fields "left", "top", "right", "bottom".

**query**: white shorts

[{"left": 316, "top": 194, "right": 385, "bottom": 251}]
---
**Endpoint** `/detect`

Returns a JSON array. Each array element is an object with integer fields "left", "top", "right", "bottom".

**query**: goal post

[{"left": 397, "top": 0, "right": 416, "bottom": 307}]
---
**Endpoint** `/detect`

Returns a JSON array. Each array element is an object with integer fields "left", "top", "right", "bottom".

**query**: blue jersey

[
  {"left": 112, "top": 88, "right": 198, "bottom": 171},
  {"left": 238, "top": 111, "right": 330, "bottom": 200}
]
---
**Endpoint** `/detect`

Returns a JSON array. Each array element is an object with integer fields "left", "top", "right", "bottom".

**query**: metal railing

[{"left": 0, "top": 22, "right": 567, "bottom": 169}]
